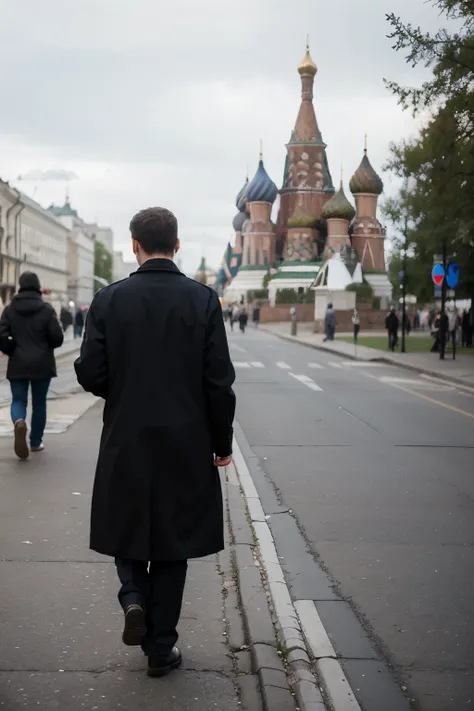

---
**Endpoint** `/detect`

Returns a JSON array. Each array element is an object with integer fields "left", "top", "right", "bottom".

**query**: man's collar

[{"left": 134, "top": 258, "right": 181, "bottom": 275}]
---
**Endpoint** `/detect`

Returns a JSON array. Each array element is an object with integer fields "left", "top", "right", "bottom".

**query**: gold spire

[
  {"left": 298, "top": 37, "right": 317, "bottom": 77},
  {"left": 364, "top": 133, "right": 368, "bottom": 154},
  {"left": 340, "top": 166, "right": 344, "bottom": 189}
]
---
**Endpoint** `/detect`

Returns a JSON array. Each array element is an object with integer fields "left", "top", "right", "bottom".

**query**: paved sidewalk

[
  {"left": 261, "top": 323, "right": 474, "bottom": 387},
  {"left": 0, "top": 405, "right": 269, "bottom": 711}
]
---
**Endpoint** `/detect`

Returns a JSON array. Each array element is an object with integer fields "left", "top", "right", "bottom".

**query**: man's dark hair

[
  {"left": 19, "top": 271, "right": 41, "bottom": 293},
  {"left": 129, "top": 207, "right": 178, "bottom": 256}
]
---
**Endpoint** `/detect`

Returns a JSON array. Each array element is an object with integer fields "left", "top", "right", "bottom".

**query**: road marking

[
  {"left": 421, "top": 374, "right": 474, "bottom": 395},
  {"left": 289, "top": 373, "right": 324, "bottom": 392},
  {"left": 328, "top": 362, "right": 342, "bottom": 369},
  {"left": 276, "top": 361, "right": 292, "bottom": 370},
  {"left": 250, "top": 362, "right": 265, "bottom": 368},
  {"left": 230, "top": 344, "right": 247, "bottom": 353},
  {"left": 308, "top": 362, "right": 324, "bottom": 369},
  {"left": 362, "top": 371, "right": 474, "bottom": 420},
  {"left": 233, "top": 362, "right": 251, "bottom": 368},
  {"left": 378, "top": 376, "right": 454, "bottom": 391},
  {"left": 340, "top": 361, "right": 383, "bottom": 367}
]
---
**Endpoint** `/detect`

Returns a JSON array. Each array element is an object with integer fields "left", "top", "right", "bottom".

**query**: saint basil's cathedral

[{"left": 218, "top": 43, "right": 392, "bottom": 306}]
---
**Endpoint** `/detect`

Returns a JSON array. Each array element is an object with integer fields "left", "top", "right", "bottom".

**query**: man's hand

[{"left": 214, "top": 455, "right": 232, "bottom": 467}]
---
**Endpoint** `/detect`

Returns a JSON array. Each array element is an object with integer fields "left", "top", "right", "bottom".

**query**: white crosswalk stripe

[
  {"left": 233, "top": 362, "right": 251, "bottom": 368},
  {"left": 308, "top": 363, "right": 324, "bottom": 369},
  {"left": 276, "top": 362, "right": 292, "bottom": 370},
  {"left": 289, "top": 373, "right": 324, "bottom": 392},
  {"left": 328, "top": 362, "right": 343, "bottom": 369},
  {"left": 250, "top": 362, "right": 265, "bottom": 369}
]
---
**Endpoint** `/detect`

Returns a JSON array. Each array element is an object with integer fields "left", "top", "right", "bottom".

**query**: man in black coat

[
  {"left": 74, "top": 207, "right": 236, "bottom": 678},
  {"left": 0, "top": 272, "right": 64, "bottom": 459}
]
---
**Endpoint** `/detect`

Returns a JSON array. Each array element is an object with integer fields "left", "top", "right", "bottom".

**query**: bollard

[{"left": 290, "top": 308, "right": 297, "bottom": 336}]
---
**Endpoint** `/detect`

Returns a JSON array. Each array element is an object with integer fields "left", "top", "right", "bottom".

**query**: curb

[
  {"left": 231, "top": 442, "right": 330, "bottom": 711},
  {"left": 260, "top": 326, "right": 473, "bottom": 388}
]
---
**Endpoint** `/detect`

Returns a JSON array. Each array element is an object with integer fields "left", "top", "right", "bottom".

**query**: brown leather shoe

[{"left": 122, "top": 604, "right": 146, "bottom": 646}]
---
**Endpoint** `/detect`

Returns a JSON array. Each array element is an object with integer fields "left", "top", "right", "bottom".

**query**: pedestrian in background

[
  {"left": 352, "top": 308, "right": 360, "bottom": 343},
  {"left": 252, "top": 305, "right": 261, "bottom": 328},
  {"left": 385, "top": 306, "right": 399, "bottom": 351},
  {"left": 60, "top": 305, "right": 72, "bottom": 334},
  {"left": 0, "top": 272, "right": 64, "bottom": 460},
  {"left": 239, "top": 306, "right": 248, "bottom": 333},
  {"left": 323, "top": 302, "right": 336, "bottom": 341},
  {"left": 75, "top": 207, "right": 235, "bottom": 678},
  {"left": 74, "top": 308, "right": 85, "bottom": 339}
]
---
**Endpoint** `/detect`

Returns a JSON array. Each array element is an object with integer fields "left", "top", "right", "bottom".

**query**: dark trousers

[{"left": 115, "top": 558, "right": 188, "bottom": 657}]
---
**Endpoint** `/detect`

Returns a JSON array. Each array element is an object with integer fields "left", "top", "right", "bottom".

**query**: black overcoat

[{"left": 74, "top": 259, "right": 235, "bottom": 562}]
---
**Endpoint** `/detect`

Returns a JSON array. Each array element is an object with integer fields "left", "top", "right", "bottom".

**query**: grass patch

[{"left": 336, "top": 335, "right": 473, "bottom": 355}]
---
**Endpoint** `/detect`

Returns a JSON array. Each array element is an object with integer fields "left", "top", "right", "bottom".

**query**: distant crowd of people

[
  {"left": 223, "top": 303, "right": 260, "bottom": 333},
  {"left": 384, "top": 304, "right": 473, "bottom": 352}
]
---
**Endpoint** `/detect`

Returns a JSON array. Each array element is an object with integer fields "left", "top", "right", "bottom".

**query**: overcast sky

[{"left": 0, "top": 0, "right": 444, "bottom": 273}]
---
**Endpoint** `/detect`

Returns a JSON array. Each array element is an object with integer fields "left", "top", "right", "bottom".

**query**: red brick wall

[{"left": 260, "top": 304, "right": 314, "bottom": 323}]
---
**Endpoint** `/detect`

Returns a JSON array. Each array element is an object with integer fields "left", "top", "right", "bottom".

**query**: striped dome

[
  {"left": 246, "top": 160, "right": 278, "bottom": 204},
  {"left": 236, "top": 178, "right": 249, "bottom": 211}
]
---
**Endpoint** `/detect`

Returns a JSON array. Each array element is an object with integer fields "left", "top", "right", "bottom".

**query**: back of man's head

[{"left": 130, "top": 207, "right": 178, "bottom": 259}]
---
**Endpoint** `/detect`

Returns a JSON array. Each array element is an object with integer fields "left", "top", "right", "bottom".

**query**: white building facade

[
  {"left": 0, "top": 180, "right": 22, "bottom": 307},
  {"left": 18, "top": 194, "right": 70, "bottom": 314}
]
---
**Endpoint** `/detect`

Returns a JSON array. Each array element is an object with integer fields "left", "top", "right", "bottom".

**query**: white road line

[
  {"left": 289, "top": 373, "right": 324, "bottom": 392},
  {"left": 276, "top": 361, "right": 292, "bottom": 370},
  {"left": 250, "top": 362, "right": 265, "bottom": 368},
  {"left": 308, "top": 362, "right": 324, "bottom": 369},
  {"left": 233, "top": 362, "right": 251, "bottom": 368},
  {"left": 340, "top": 361, "right": 383, "bottom": 367},
  {"left": 230, "top": 344, "right": 247, "bottom": 353},
  {"left": 328, "top": 362, "right": 343, "bottom": 369}
]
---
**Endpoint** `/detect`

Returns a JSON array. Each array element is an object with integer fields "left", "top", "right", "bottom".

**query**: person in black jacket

[
  {"left": 74, "top": 207, "right": 236, "bottom": 678},
  {"left": 385, "top": 306, "right": 399, "bottom": 351},
  {"left": 0, "top": 272, "right": 64, "bottom": 459}
]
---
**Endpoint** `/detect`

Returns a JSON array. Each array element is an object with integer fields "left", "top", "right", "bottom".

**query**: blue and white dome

[
  {"left": 247, "top": 160, "right": 278, "bottom": 204},
  {"left": 236, "top": 178, "right": 249, "bottom": 211}
]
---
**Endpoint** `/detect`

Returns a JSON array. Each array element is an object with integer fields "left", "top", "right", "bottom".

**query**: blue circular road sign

[
  {"left": 446, "top": 262, "right": 460, "bottom": 289},
  {"left": 431, "top": 263, "right": 445, "bottom": 287}
]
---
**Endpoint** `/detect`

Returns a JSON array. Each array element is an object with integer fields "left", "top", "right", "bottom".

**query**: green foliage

[
  {"left": 276, "top": 288, "right": 299, "bottom": 304},
  {"left": 384, "top": 1, "right": 474, "bottom": 301},
  {"left": 345, "top": 282, "right": 374, "bottom": 300},
  {"left": 262, "top": 273, "right": 272, "bottom": 289},
  {"left": 248, "top": 289, "right": 269, "bottom": 301},
  {"left": 94, "top": 241, "right": 113, "bottom": 292}
]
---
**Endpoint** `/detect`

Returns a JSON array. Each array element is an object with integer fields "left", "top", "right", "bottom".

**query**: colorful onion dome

[
  {"left": 236, "top": 178, "right": 248, "bottom": 210},
  {"left": 287, "top": 204, "right": 319, "bottom": 228},
  {"left": 233, "top": 211, "right": 247, "bottom": 232},
  {"left": 246, "top": 159, "right": 278, "bottom": 204},
  {"left": 322, "top": 183, "right": 356, "bottom": 221},
  {"left": 349, "top": 148, "right": 383, "bottom": 196}
]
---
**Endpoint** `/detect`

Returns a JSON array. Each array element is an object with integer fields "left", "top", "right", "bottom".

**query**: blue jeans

[{"left": 10, "top": 379, "right": 51, "bottom": 448}]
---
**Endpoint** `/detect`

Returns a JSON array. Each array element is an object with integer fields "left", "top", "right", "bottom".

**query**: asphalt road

[{"left": 230, "top": 325, "right": 474, "bottom": 710}]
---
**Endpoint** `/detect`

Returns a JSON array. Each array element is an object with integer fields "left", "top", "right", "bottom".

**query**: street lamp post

[
  {"left": 401, "top": 217, "right": 408, "bottom": 354},
  {"left": 439, "top": 236, "right": 447, "bottom": 360}
]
